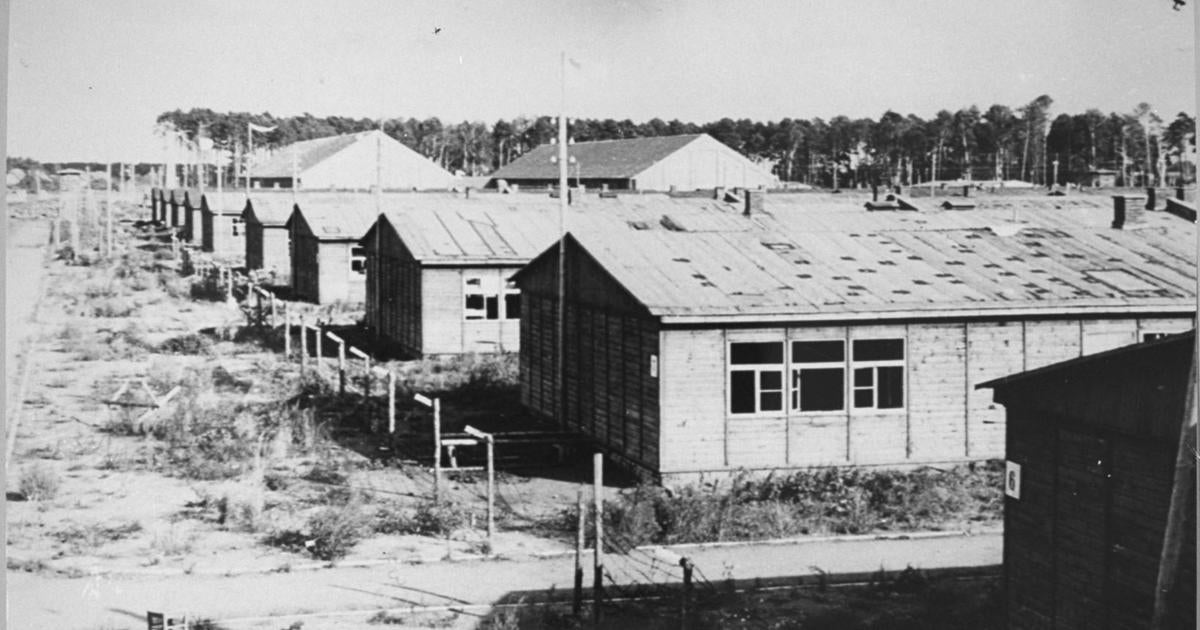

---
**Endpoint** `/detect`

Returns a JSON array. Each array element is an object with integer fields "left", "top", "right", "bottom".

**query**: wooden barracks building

[
  {"left": 512, "top": 193, "right": 1197, "bottom": 481},
  {"left": 487, "top": 133, "right": 778, "bottom": 192},
  {"left": 982, "top": 332, "right": 1195, "bottom": 630},
  {"left": 361, "top": 197, "right": 561, "bottom": 357}
]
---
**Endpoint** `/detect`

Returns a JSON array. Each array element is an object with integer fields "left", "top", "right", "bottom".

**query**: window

[
  {"left": 350, "top": 246, "right": 366, "bottom": 274},
  {"left": 1142, "top": 331, "right": 1173, "bottom": 342},
  {"left": 729, "top": 342, "right": 784, "bottom": 414},
  {"left": 231, "top": 218, "right": 242, "bottom": 237},
  {"left": 503, "top": 280, "right": 521, "bottom": 320},
  {"left": 851, "top": 339, "right": 904, "bottom": 409},
  {"left": 464, "top": 274, "right": 513, "bottom": 321},
  {"left": 791, "top": 340, "right": 845, "bottom": 412}
]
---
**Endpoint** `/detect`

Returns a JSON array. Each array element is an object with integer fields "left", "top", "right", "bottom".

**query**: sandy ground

[
  {"left": 8, "top": 531, "right": 1002, "bottom": 629},
  {"left": 6, "top": 218, "right": 50, "bottom": 453}
]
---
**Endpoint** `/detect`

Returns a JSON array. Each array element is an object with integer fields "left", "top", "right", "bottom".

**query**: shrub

[
  {"left": 158, "top": 333, "right": 214, "bottom": 355},
  {"left": 372, "top": 503, "right": 414, "bottom": 535},
  {"left": 88, "top": 297, "right": 136, "bottom": 318},
  {"left": 408, "top": 500, "right": 470, "bottom": 537},
  {"left": 271, "top": 504, "right": 370, "bottom": 561},
  {"left": 19, "top": 463, "right": 61, "bottom": 501}
]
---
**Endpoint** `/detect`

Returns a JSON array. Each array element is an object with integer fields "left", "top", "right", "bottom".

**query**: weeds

[
  {"left": 158, "top": 333, "right": 214, "bottom": 355},
  {"left": 265, "top": 503, "right": 369, "bottom": 561},
  {"left": 557, "top": 463, "right": 1003, "bottom": 547},
  {"left": 54, "top": 520, "right": 143, "bottom": 553},
  {"left": 19, "top": 463, "right": 62, "bottom": 501}
]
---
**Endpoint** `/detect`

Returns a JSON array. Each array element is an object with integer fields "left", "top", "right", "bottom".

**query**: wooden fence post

[
  {"left": 593, "top": 452, "right": 604, "bottom": 624},
  {"left": 680, "top": 558, "right": 694, "bottom": 630},
  {"left": 336, "top": 336, "right": 346, "bottom": 395},
  {"left": 284, "top": 310, "right": 292, "bottom": 358},
  {"left": 314, "top": 323, "right": 323, "bottom": 373},
  {"left": 270, "top": 296, "right": 278, "bottom": 328},
  {"left": 300, "top": 317, "right": 308, "bottom": 373},
  {"left": 433, "top": 397, "right": 442, "bottom": 503},
  {"left": 574, "top": 487, "right": 585, "bottom": 617},
  {"left": 387, "top": 371, "right": 396, "bottom": 434},
  {"left": 350, "top": 347, "right": 370, "bottom": 397}
]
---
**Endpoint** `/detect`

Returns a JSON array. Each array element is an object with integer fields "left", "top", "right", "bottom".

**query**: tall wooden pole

[
  {"left": 433, "top": 398, "right": 442, "bottom": 503},
  {"left": 387, "top": 371, "right": 396, "bottom": 434},
  {"left": 574, "top": 487, "right": 585, "bottom": 617},
  {"left": 485, "top": 435, "right": 495, "bottom": 544},
  {"left": 593, "top": 452, "right": 604, "bottom": 624},
  {"left": 556, "top": 52, "right": 569, "bottom": 432}
]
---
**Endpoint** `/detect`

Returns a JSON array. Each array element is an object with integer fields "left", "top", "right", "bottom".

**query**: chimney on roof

[
  {"left": 1176, "top": 185, "right": 1185, "bottom": 201},
  {"left": 962, "top": 185, "right": 970, "bottom": 198},
  {"left": 1145, "top": 187, "right": 1155, "bottom": 210},
  {"left": 872, "top": 184, "right": 878, "bottom": 202},
  {"left": 713, "top": 186, "right": 725, "bottom": 200},
  {"left": 1112, "top": 194, "right": 1147, "bottom": 229},
  {"left": 464, "top": 186, "right": 471, "bottom": 199},
  {"left": 743, "top": 189, "right": 764, "bottom": 216}
]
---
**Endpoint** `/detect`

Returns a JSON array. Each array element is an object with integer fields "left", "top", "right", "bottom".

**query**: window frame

[
  {"left": 850, "top": 338, "right": 906, "bottom": 411},
  {"left": 727, "top": 341, "right": 786, "bottom": 416},
  {"left": 349, "top": 246, "right": 367, "bottom": 275},
  {"left": 463, "top": 273, "right": 518, "bottom": 322},
  {"left": 502, "top": 280, "right": 521, "bottom": 321},
  {"left": 790, "top": 339, "right": 847, "bottom": 413}
]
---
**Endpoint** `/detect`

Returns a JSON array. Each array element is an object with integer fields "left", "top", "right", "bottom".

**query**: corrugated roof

[
  {"left": 201, "top": 192, "right": 250, "bottom": 215},
  {"left": 244, "top": 194, "right": 295, "bottom": 226},
  {"left": 378, "top": 199, "right": 562, "bottom": 264},
  {"left": 489, "top": 134, "right": 704, "bottom": 181},
  {"left": 290, "top": 196, "right": 379, "bottom": 240},
  {"left": 251, "top": 132, "right": 366, "bottom": 178},
  {"left": 521, "top": 194, "right": 1197, "bottom": 323}
]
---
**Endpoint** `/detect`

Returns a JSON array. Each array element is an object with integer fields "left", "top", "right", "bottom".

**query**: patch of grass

[
  {"left": 76, "top": 324, "right": 154, "bottom": 361},
  {"left": 555, "top": 463, "right": 1004, "bottom": 547},
  {"left": 54, "top": 520, "right": 143, "bottom": 553},
  {"left": 265, "top": 503, "right": 369, "bottom": 561},
  {"left": 6, "top": 557, "right": 48, "bottom": 573},
  {"left": 19, "top": 463, "right": 62, "bottom": 501},
  {"left": 86, "top": 296, "right": 137, "bottom": 318},
  {"left": 157, "top": 333, "right": 214, "bottom": 355}
]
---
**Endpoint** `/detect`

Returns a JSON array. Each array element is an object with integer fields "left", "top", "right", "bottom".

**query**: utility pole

[
  {"left": 556, "top": 52, "right": 569, "bottom": 432},
  {"left": 593, "top": 452, "right": 604, "bottom": 624}
]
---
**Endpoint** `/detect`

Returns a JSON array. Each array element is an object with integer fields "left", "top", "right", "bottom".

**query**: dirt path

[
  {"left": 5, "top": 218, "right": 50, "bottom": 466},
  {"left": 7, "top": 531, "right": 1002, "bottom": 629}
]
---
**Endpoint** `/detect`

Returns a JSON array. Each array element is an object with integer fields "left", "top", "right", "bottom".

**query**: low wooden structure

[
  {"left": 360, "top": 197, "right": 560, "bottom": 356},
  {"left": 200, "top": 193, "right": 248, "bottom": 260},
  {"left": 512, "top": 193, "right": 1197, "bottom": 482},
  {"left": 243, "top": 194, "right": 294, "bottom": 283},
  {"left": 287, "top": 196, "right": 376, "bottom": 304},
  {"left": 981, "top": 332, "right": 1196, "bottom": 630}
]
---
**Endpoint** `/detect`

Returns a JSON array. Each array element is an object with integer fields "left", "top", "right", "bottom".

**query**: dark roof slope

[{"left": 489, "top": 134, "right": 703, "bottom": 181}]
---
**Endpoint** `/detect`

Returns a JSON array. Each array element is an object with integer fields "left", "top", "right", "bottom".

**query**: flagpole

[
  {"left": 246, "top": 121, "right": 252, "bottom": 192},
  {"left": 556, "top": 51, "right": 568, "bottom": 431}
]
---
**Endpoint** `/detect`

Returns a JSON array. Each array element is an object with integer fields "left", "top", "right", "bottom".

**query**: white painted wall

[
  {"left": 301, "top": 131, "right": 456, "bottom": 190},
  {"left": 635, "top": 134, "right": 778, "bottom": 191}
]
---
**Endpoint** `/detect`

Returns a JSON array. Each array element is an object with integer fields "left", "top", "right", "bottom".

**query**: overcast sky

[{"left": 7, "top": 0, "right": 1196, "bottom": 162}]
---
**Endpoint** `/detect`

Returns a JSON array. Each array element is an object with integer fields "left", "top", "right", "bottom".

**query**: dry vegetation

[{"left": 6, "top": 200, "right": 1001, "bottom": 586}]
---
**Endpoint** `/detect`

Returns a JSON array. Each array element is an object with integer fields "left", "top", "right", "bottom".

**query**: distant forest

[{"left": 151, "top": 96, "right": 1196, "bottom": 188}]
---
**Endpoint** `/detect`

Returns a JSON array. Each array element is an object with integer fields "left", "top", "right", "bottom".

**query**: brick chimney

[
  {"left": 1145, "top": 187, "right": 1155, "bottom": 210},
  {"left": 743, "top": 189, "right": 764, "bottom": 216},
  {"left": 1112, "top": 195, "right": 1147, "bottom": 229}
]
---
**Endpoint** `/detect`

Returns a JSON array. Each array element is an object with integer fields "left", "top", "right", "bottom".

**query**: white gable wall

[
  {"left": 300, "top": 133, "right": 456, "bottom": 190},
  {"left": 633, "top": 135, "right": 778, "bottom": 191}
]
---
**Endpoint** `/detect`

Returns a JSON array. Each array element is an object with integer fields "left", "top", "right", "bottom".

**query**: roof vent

[
  {"left": 1111, "top": 195, "right": 1146, "bottom": 229},
  {"left": 744, "top": 189, "right": 765, "bottom": 216}
]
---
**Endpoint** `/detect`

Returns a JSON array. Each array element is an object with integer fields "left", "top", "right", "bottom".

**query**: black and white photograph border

[{"left": 3, "top": 1, "right": 1197, "bottom": 628}]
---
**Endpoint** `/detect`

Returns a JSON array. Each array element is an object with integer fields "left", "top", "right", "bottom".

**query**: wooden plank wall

[
  {"left": 290, "top": 224, "right": 320, "bottom": 303},
  {"left": 317, "top": 242, "right": 363, "bottom": 304},
  {"left": 366, "top": 226, "right": 423, "bottom": 354},
  {"left": 262, "top": 228, "right": 291, "bottom": 282},
  {"left": 657, "top": 316, "right": 1194, "bottom": 477},
  {"left": 245, "top": 221, "right": 264, "bottom": 270}
]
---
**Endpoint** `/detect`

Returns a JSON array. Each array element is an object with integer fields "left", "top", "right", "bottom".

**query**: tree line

[{"left": 150, "top": 97, "right": 1193, "bottom": 188}]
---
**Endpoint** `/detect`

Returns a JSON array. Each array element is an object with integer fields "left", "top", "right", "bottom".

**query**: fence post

[
  {"left": 364, "top": 354, "right": 372, "bottom": 398},
  {"left": 315, "top": 323, "right": 323, "bottom": 373},
  {"left": 270, "top": 296, "right": 278, "bottom": 328},
  {"left": 300, "top": 317, "right": 308, "bottom": 373},
  {"left": 433, "top": 397, "right": 442, "bottom": 503},
  {"left": 387, "top": 371, "right": 396, "bottom": 434},
  {"left": 593, "top": 452, "right": 604, "bottom": 624},
  {"left": 337, "top": 337, "right": 346, "bottom": 395},
  {"left": 284, "top": 310, "right": 292, "bottom": 358},
  {"left": 680, "top": 558, "right": 694, "bottom": 630},
  {"left": 486, "top": 434, "right": 495, "bottom": 544},
  {"left": 225, "top": 268, "right": 233, "bottom": 303},
  {"left": 574, "top": 487, "right": 585, "bottom": 617}
]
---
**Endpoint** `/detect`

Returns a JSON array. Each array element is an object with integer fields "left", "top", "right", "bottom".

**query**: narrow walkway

[{"left": 8, "top": 531, "right": 1002, "bottom": 629}]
